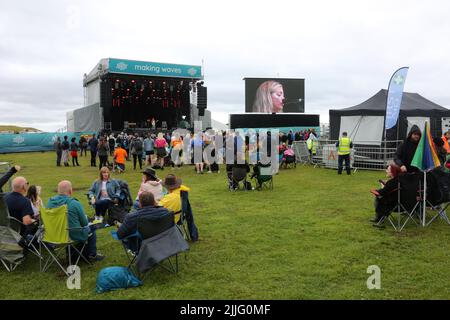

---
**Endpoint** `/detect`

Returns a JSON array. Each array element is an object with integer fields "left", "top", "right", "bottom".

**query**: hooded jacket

[
  {"left": 46, "top": 195, "right": 89, "bottom": 242},
  {"left": 394, "top": 125, "right": 421, "bottom": 172}
]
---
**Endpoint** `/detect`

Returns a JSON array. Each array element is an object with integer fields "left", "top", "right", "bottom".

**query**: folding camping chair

[
  {"left": 0, "top": 195, "right": 24, "bottom": 271},
  {"left": 422, "top": 169, "right": 450, "bottom": 226},
  {"left": 39, "top": 205, "right": 91, "bottom": 277},
  {"left": 0, "top": 193, "right": 40, "bottom": 270},
  {"left": 112, "top": 211, "right": 189, "bottom": 279},
  {"left": 229, "top": 166, "right": 249, "bottom": 191},
  {"left": 253, "top": 164, "right": 274, "bottom": 191},
  {"left": 373, "top": 173, "right": 422, "bottom": 231}
]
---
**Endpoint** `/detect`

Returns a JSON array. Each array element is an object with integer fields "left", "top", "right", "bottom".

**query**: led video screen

[{"left": 244, "top": 78, "right": 305, "bottom": 113}]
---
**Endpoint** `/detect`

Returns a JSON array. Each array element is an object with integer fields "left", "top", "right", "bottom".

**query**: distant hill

[{"left": 0, "top": 125, "right": 42, "bottom": 133}]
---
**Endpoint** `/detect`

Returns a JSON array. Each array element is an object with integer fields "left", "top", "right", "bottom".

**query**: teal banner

[
  {"left": 0, "top": 132, "right": 95, "bottom": 154},
  {"left": 236, "top": 126, "right": 321, "bottom": 136},
  {"left": 108, "top": 58, "right": 203, "bottom": 79}
]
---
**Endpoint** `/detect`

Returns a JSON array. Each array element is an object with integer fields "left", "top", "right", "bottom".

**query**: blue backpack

[{"left": 96, "top": 266, "right": 142, "bottom": 293}]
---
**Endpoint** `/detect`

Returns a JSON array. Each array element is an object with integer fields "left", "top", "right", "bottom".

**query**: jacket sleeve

[
  {"left": 71, "top": 199, "right": 88, "bottom": 228},
  {"left": 88, "top": 181, "right": 98, "bottom": 199},
  {"left": 394, "top": 142, "right": 405, "bottom": 167},
  {"left": 111, "top": 180, "right": 121, "bottom": 199},
  {"left": 117, "top": 214, "right": 136, "bottom": 239},
  {"left": 0, "top": 166, "right": 17, "bottom": 192}
]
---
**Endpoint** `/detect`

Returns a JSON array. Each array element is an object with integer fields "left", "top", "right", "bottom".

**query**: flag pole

[{"left": 423, "top": 170, "right": 426, "bottom": 227}]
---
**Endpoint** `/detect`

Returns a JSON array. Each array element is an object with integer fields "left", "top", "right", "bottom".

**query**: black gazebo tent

[{"left": 329, "top": 89, "right": 450, "bottom": 142}]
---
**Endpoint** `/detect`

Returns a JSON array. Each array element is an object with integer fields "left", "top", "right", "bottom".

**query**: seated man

[
  {"left": 47, "top": 180, "right": 105, "bottom": 262},
  {"left": 4, "top": 176, "right": 38, "bottom": 236},
  {"left": 159, "top": 174, "right": 190, "bottom": 223},
  {"left": 116, "top": 191, "right": 170, "bottom": 252}
]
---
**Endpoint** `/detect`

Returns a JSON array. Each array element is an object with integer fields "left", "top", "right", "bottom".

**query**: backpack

[
  {"left": 134, "top": 139, "right": 143, "bottom": 152},
  {"left": 96, "top": 266, "right": 142, "bottom": 294},
  {"left": 106, "top": 206, "right": 128, "bottom": 226}
]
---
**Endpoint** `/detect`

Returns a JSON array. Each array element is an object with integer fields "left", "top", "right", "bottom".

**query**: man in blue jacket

[
  {"left": 47, "top": 180, "right": 105, "bottom": 262},
  {"left": 115, "top": 191, "right": 170, "bottom": 252}
]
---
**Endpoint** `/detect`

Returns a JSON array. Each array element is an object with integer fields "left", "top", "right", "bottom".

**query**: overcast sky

[{"left": 1, "top": 0, "right": 450, "bottom": 131}]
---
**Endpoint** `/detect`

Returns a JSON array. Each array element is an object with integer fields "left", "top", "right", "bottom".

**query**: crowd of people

[
  {"left": 0, "top": 161, "right": 192, "bottom": 264},
  {"left": 53, "top": 128, "right": 319, "bottom": 173}
]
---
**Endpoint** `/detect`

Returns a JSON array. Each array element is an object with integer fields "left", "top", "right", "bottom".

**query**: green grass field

[{"left": 1, "top": 151, "right": 449, "bottom": 300}]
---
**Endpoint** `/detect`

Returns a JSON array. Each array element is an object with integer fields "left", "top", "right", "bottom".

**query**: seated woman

[
  {"left": 26, "top": 185, "right": 43, "bottom": 220},
  {"left": 370, "top": 163, "right": 403, "bottom": 224},
  {"left": 133, "top": 168, "right": 164, "bottom": 210},
  {"left": 88, "top": 167, "right": 121, "bottom": 222}
]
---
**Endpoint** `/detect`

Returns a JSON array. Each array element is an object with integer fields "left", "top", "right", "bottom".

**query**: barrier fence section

[{"left": 293, "top": 140, "right": 401, "bottom": 171}]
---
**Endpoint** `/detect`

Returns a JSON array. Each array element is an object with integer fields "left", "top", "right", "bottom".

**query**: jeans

[
  {"left": 94, "top": 199, "right": 113, "bottom": 216},
  {"left": 84, "top": 225, "right": 97, "bottom": 257},
  {"left": 99, "top": 155, "right": 108, "bottom": 169}
]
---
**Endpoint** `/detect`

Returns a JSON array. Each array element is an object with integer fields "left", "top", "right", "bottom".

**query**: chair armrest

[
  {"left": 111, "top": 230, "right": 140, "bottom": 241},
  {"left": 8, "top": 216, "right": 24, "bottom": 225}
]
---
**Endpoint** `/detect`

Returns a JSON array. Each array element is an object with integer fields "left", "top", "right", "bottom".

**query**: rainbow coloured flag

[{"left": 411, "top": 122, "right": 441, "bottom": 171}]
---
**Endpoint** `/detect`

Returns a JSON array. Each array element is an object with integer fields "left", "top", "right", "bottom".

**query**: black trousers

[
  {"left": 56, "top": 152, "right": 62, "bottom": 166},
  {"left": 99, "top": 155, "right": 108, "bottom": 169},
  {"left": 338, "top": 154, "right": 351, "bottom": 174},
  {"left": 133, "top": 154, "right": 143, "bottom": 170},
  {"left": 90, "top": 150, "right": 97, "bottom": 167},
  {"left": 72, "top": 155, "right": 80, "bottom": 166}
]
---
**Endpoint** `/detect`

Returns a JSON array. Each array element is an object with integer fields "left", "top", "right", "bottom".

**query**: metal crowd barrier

[{"left": 292, "top": 140, "right": 402, "bottom": 171}]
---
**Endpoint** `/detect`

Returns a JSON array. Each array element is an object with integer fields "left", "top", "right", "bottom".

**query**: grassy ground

[{"left": 1, "top": 151, "right": 449, "bottom": 300}]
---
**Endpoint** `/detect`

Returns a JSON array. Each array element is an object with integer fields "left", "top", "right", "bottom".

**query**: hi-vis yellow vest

[{"left": 338, "top": 137, "right": 351, "bottom": 155}]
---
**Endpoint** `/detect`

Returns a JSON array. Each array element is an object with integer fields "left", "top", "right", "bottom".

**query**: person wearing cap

[
  {"left": 133, "top": 167, "right": 164, "bottom": 210},
  {"left": 159, "top": 174, "right": 190, "bottom": 223}
]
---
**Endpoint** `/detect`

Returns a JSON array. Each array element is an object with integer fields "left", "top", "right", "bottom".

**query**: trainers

[{"left": 88, "top": 253, "right": 105, "bottom": 262}]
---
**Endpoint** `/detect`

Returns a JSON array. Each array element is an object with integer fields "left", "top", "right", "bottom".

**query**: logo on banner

[
  {"left": 116, "top": 62, "right": 128, "bottom": 71},
  {"left": 188, "top": 68, "right": 198, "bottom": 76},
  {"left": 385, "top": 67, "right": 409, "bottom": 130},
  {"left": 13, "top": 136, "right": 25, "bottom": 145}
]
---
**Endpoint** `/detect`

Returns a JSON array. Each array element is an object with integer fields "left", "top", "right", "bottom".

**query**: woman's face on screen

[{"left": 271, "top": 85, "right": 285, "bottom": 113}]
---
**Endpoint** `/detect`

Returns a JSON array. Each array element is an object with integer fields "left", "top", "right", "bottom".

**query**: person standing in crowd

[
  {"left": 192, "top": 133, "right": 205, "bottom": 174},
  {"left": 61, "top": 136, "right": 70, "bottom": 167},
  {"left": 54, "top": 136, "right": 62, "bottom": 167},
  {"left": 88, "top": 135, "right": 99, "bottom": 167},
  {"left": 394, "top": 125, "right": 422, "bottom": 173},
  {"left": 306, "top": 130, "right": 318, "bottom": 158},
  {"left": 108, "top": 134, "right": 116, "bottom": 156},
  {"left": 113, "top": 143, "right": 128, "bottom": 174},
  {"left": 441, "top": 130, "right": 450, "bottom": 154},
  {"left": 171, "top": 132, "right": 184, "bottom": 168},
  {"left": 79, "top": 136, "right": 87, "bottom": 157},
  {"left": 97, "top": 137, "right": 110, "bottom": 170},
  {"left": 130, "top": 134, "right": 144, "bottom": 170},
  {"left": 48, "top": 180, "right": 104, "bottom": 262},
  {"left": 70, "top": 137, "right": 80, "bottom": 167},
  {"left": 144, "top": 132, "right": 155, "bottom": 166},
  {"left": 336, "top": 131, "right": 353, "bottom": 175},
  {"left": 154, "top": 132, "right": 168, "bottom": 170}
]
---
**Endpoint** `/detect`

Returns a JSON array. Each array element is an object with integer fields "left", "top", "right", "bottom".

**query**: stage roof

[{"left": 84, "top": 58, "right": 203, "bottom": 85}]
